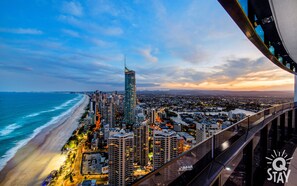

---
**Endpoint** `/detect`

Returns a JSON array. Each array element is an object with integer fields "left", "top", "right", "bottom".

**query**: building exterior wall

[
  {"left": 133, "top": 122, "right": 149, "bottom": 166},
  {"left": 124, "top": 67, "right": 136, "bottom": 128},
  {"left": 108, "top": 130, "right": 134, "bottom": 186},
  {"left": 153, "top": 130, "right": 178, "bottom": 169}
]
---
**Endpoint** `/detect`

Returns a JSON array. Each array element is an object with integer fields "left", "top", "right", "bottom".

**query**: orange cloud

[{"left": 162, "top": 68, "right": 294, "bottom": 91}]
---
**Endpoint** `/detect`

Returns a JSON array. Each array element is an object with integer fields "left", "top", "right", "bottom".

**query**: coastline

[{"left": 0, "top": 94, "right": 89, "bottom": 186}]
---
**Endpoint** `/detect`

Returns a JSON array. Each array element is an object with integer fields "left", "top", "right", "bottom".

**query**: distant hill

[{"left": 136, "top": 89, "right": 293, "bottom": 97}]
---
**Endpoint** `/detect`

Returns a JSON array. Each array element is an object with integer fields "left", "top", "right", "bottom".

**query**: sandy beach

[{"left": 0, "top": 94, "right": 89, "bottom": 186}]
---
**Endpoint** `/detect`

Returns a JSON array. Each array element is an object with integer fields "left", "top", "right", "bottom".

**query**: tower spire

[
  {"left": 124, "top": 55, "right": 126, "bottom": 68},
  {"left": 124, "top": 55, "right": 128, "bottom": 72}
]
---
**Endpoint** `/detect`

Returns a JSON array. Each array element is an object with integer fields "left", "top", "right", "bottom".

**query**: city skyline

[{"left": 0, "top": 0, "right": 294, "bottom": 92}]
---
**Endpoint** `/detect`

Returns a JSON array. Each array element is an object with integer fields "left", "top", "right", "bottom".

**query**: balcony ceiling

[{"left": 269, "top": 0, "right": 297, "bottom": 64}]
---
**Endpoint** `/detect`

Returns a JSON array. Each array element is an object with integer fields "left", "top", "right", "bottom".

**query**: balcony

[{"left": 133, "top": 103, "right": 297, "bottom": 185}]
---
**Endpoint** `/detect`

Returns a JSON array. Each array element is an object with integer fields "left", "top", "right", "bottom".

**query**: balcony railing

[{"left": 133, "top": 102, "right": 294, "bottom": 185}]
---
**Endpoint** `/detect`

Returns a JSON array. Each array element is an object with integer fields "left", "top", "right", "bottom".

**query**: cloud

[
  {"left": 151, "top": 0, "right": 167, "bottom": 20},
  {"left": 62, "top": 29, "right": 80, "bottom": 37},
  {"left": 138, "top": 47, "right": 158, "bottom": 63},
  {"left": 135, "top": 65, "right": 209, "bottom": 88},
  {"left": 58, "top": 15, "right": 123, "bottom": 36},
  {"left": 74, "top": 52, "right": 111, "bottom": 61},
  {"left": 101, "top": 27, "right": 123, "bottom": 36},
  {"left": 61, "top": 29, "right": 113, "bottom": 47},
  {"left": 0, "top": 28, "right": 43, "bottom": 35},
  {"left": 87, "top": 0, "right": 119, "bottom": 16},
  {"left": 137, "top": 83, "right": 160, "bottom": 88},
  {"left": 85, "top": 37, "right": 112, "bottom": 47},
  {"left": 211, "top": 57, "right": 278, "bottom": 82},
  {"left": 150, "top": 1, "right": 241, "bottom": 65},
  {"left": 87, "top": 0, "right": 134, "bottom": 20},
  {"left": 151, "top": 3, "right": 211, "bottom": 64},
  {"left": 1, "top": 37, "right": 292, "bottom": 91},
  {"left": 172, "top": 46, "right": 209, "bottom": 64},
  {"left": 0, "top": 63, "right": 33, "bottom": 72},
  {"left": 135, "top": 56, "right": 293, "bottom": 90},
  {"left": 0, "top": 1, "right": 293, "bottom": 91},
  {"left": 0, "top": 42, "right": 126, "bottom": 88},
  {"left": 61, "top": 1, "right": 83, "bottom": 17}
]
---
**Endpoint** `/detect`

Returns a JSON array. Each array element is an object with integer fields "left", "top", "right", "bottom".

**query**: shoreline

[
  {"left": 0, "top": 94, "right": 89, "bottom": 186},
  {"left": 0, "top": 94, "right": 85, "bottom": 171}
]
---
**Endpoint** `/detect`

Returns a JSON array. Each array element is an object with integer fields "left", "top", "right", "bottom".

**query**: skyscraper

[
  {"left": 153, "top": 129, "right": 178, "bottom": 169},
  {"left": 102, "top": 95, "right": 116, "bottom": 128},
  {"left": 150, "top": 108, "right": 156, "bottom": 124},
  {"left": 108, "top": 129, "right": 134, "bottom": 186},
  {"left": 133, "top": 121, "right": 149, "bottom": 166},
  {"left": 124, "top": 66, "right": 136, "bottom": 129}
]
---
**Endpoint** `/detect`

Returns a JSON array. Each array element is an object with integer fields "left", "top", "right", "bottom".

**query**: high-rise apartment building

[
  {"left": 104, "top": 95, "right": 116, "bottom": 128},
  {"left": 99, "top": 94, "right": 116, "bottom": 129},
  {"left": 153, "top": 129, "right": 178, "bottom": 169},
  {"left": 108, "top": 129, "right": 134, "bottom": 186},
  {"left": 124, "top": 67, "right": 136, "bottom": 129},
  {"left": 150, "top": 108, "right": 156, "bottom": 124},
  {"left": 133, "top": 121, "right": 149, "bottom": 166},
  {"left": 196, "top": 122, "right": 222, "bottom": 143}
]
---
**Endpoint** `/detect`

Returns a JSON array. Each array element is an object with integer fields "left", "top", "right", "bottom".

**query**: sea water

[{"left": 0, "top": 92, "right": 85, "bottom": 170}]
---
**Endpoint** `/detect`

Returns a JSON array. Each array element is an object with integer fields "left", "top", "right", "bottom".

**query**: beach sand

[{"left": 0, "top": 95, "right": 89, "bottom": 186}]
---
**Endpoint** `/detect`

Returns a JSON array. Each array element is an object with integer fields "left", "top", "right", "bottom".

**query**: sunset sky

[{"left": 0, "top": 0, "right": 294, "bottom": 91}]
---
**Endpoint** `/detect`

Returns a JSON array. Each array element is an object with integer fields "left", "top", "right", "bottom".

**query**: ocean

[{"left": 0, "top": 92, "right": 85, "bottom": 171}]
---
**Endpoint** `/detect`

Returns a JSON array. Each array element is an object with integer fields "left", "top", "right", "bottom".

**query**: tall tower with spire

[{"left": 124, "top": 58, "right": 136, "bottom": 129}]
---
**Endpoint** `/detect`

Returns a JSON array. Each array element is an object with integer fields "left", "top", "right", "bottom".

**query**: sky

[{"left": 0, "top": 0, "right": 294, "bottom": 91}]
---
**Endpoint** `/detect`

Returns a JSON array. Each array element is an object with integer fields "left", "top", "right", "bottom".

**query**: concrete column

[
  {"left": 244, "top": 140, "right": 254, "bottom": 186},
  {"left": 272, "top": 118, "right": 278, "bottom": 149},
  {"left": 294, "top": 75, "right": 297, "bottom": 107},
  {"left": 260, "top": 125, "right": 268, "bottom": 168},
  {"left": 295, "top": 109, "right": 297, "bottom": 134},
  {"left": 288, "top": 110, "right": 293, "bottom": 138},
  {"left": 280, "top": 114, "right": 285, "bottom": 143}
]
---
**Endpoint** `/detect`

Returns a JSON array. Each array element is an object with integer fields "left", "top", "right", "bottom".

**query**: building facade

[
  {"left": 108, "top": 129, "right": 134, "bottom": 186},
  {"left": 133, "top": 121, "right": 149, "bottom": 166},
  {"left": 196, "top": 122, "right": 222, "bottom": 143},
  {"left": 102, "top": 95, "right": 116, "bottom": 128},
  {"left": 153, "top": 129, "right": 178, "bottom": 169},
  {"left": 124, "top": 67, "right": 136, "bottom": 129},
  {"left": 150, "top": 108, "right": 156, "bottom": 124}
]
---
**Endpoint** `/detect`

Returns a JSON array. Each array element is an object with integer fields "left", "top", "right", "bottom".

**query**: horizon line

[{"left": 0, "top": 89, "right": 294, "bottom": 93}]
